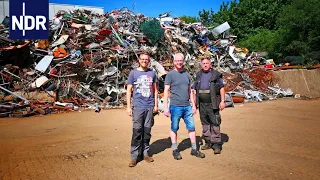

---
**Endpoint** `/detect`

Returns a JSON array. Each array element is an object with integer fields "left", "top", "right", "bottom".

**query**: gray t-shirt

[
  {"left": 164, "top": 70, "right": 191, "bottom": 106},
  {"left": 128, "top": 68, "right": 157, "bottom": 108}
]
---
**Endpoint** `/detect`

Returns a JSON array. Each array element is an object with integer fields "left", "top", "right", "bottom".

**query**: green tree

[
  {"left": 277, "top": 0, "right": 320, "bottom": 55},
  {"left": 198, "top": 0, "right": 320, "bottom": 64},
  {"left": 179, "top": 15, "right": 200, "bottom": 24}
]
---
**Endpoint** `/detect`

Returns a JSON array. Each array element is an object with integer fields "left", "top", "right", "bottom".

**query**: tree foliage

[
  {"left": 199, "top": 0, "right": 320, "bottom": 64},
  {"left": 179, "top": 15, "right": 200, "bottom": 24}
]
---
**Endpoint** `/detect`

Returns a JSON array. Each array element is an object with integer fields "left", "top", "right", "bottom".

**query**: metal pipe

[
  {"left": 3, "top": 69, "right": 28, "bottom": 82},
  {"left": 0, "top": 85, "right": 29, "bottom": 104},
  {"left": 49, "top": 73, "right": 77, "bottom": 78},
  {"left": 78, "top": 83, "right": 105, "bottom": 101}
]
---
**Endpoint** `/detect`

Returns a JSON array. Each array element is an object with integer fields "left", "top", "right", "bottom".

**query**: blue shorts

[{"left": 169, "top": 105, "right": 195, "bottom": 132}]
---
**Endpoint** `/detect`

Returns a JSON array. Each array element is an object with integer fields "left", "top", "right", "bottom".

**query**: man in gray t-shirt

[
  {"left": 164, "top": 70, "right": 191, "bottom": 106},
  {"left": 163, "top": 53, "right": 205, "bottom": 160}
]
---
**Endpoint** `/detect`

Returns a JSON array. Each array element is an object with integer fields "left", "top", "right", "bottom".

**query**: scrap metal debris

[
  {"left": 223, "top": 68, "right": 293, "bottom": 103},
  {"left": 0, "top": 8, "right": 295, "bottom": 117}
]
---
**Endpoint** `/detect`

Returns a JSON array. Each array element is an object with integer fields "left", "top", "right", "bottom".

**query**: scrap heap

[{"left": 0, "top": 8, "right": 292, "bottom": 117}]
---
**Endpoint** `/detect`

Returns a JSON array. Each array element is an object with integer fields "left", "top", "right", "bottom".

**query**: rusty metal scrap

[
  {"left": 0, "top": 8, "right": 295, "bottom": 117},
  {"left": 223, "top": 68, "right": 292, "bottom": 102}
]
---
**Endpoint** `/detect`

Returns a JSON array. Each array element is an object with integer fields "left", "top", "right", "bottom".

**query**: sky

[{"left": 49, "top": 0, "right": 231, "bottom": 18}]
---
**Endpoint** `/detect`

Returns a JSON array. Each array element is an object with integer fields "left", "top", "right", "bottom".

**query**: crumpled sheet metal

[{"left": 223, "top": 68, "right": 294, "bottom": 102}]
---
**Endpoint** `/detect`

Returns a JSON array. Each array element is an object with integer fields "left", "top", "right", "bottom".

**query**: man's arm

[
  {"left": 220, "top": 87, "right": 225, "bottom": 103},
  {"left": 189, "top": 85, "right": 196, "bottom": 107},
  {"left": 191, "top": 79, "right": 197, "bottom": 108},
  {"left": 190, "top": 85, "right": 197, "bottom": 114},
  {"left": 163, "top": 73, "right": 171, "bottom": 117},
  {"left": 126, "top": 84, "right": 133, "bottom": 116},
  {"left": 164, "top": 84, "right": 170, "bottom": 110},
  {"left": 153, "top": 82, "right": 158, "bottom": 111},
  {"left": 219, "top": 77, "right": 226, "bottom": 111},
  {"left": 218, "top": 77, "right": 225, "bottom": 102},
  {"left": 192, "top": 89, "right": 197, "bottom": 108}
]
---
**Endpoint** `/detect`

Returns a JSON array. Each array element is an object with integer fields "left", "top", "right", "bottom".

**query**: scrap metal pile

[
  {"left": 0, "top": 8, "right": 292, "bottom": 117},
  {"left": 223, "top": 68, "right": 293, "bottom": 104}
]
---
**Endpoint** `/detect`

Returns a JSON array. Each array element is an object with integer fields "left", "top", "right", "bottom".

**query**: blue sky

[{"left": 49, "top": 0, "right": 231, "bottom": 17}]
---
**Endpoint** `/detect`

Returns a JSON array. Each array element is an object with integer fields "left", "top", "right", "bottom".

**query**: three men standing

[{"left": 126, "top": 53, "right": 225, "bottom": 166}]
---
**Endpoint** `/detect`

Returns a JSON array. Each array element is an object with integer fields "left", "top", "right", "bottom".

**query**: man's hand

[
  {"left": 219, "top": 101, "right": 226, "bottom": 111},
  {"left": 164, "top": 107, "right": 170, "bottom": 117},
  {"left": 153, "top": 106, "right": 159, "bottom": 114},
  {"left": 192, "top": 106, "right": 197, "bottom": 115},
  {"left": 127, "top": 108, "right": 132, "bottom": 116}
]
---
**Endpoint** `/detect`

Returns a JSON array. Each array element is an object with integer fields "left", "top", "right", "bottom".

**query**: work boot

[
  {"left": 201, "top": 143, "right": 212, "bottom": 150},
  {"left": 144, "top": 155, "right": 154, "bottom": 163},
  {"left": 213, "top": 144, "right": 221, "bottom": 154},
  {"left": 191, "top": 149, "right": 205, "bottom": 158},
  {"left": 129, "top": 160, "right": 137, "bottom": 167},
  {"left": 172, "top": 149, "right": 182, "bottom": 160}
]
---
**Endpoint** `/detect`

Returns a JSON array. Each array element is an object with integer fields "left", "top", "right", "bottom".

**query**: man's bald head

[
  {"left": 174, "top": 53, "right": 184, "bottom": 61},
  {"left": 173, "top": 53, "right": 184, "bottom": 70}
]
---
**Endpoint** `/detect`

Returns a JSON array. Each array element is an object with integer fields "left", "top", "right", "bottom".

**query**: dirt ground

[{"left": 0, "top": 99, "right": 320, "bottom": 180}]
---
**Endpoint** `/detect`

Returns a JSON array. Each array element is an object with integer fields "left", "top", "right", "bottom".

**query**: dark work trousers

[
  {"left": 130, "top": 107, "right": 154, "bottom": 160},
  {"left": 199, "top": 103, "right": 221, "bottom": 145}
]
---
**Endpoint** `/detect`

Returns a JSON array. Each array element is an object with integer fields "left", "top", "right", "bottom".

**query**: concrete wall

[
  {"left": 273, "top": 69, "right": 320, "bottom": 98},
  {"left": 0, "top": 1, "right": 104, "bottom": 22}
]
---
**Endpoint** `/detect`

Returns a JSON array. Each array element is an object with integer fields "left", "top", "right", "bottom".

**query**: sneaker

[
  {"left": 201, "top": 143, "right": 212, "bottom": 150},
  {"left": 173, "top": 150, "right": 182, "bottom": 160},
  {"left": 129, "top": 160, "right": 137, "bottom": 167},
  {"left": 213, "top": 144, "right": 221, "bottom": 154},
  {"left": 191, "top": 149, "right": 205, "bottom": 158},
  {"left": 144, "top": 155, "right": 154, "bottom": 163}
]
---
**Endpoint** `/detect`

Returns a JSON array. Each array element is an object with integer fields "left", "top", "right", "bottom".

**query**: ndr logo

[{"left": 10, "top": 0, "right": 49, "bottom": 40}]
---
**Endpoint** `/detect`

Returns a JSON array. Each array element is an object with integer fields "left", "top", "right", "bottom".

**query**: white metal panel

[
  {"left": 48, "top": 4, "right": 55, "bottom": 19},
  {"left": 49, "top": 4, "right": 76, "bottom": 19},
  {"left": 74, "top": 5, "right": 104, "bottom": 14},
  {"left": 0, "top": 0, "right": 9, "bottom": 23},
  {"left": 50, "top": 3, "right": 104, "bottom": 19}
]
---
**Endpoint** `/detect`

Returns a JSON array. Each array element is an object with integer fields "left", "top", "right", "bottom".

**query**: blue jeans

[{"left": 170, "top": 105, "right": 195, "bottom": 132}]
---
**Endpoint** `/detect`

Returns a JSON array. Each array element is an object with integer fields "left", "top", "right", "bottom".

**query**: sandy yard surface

[{"left": 0, "top": 98, "right": 320, "bottom": 180}]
